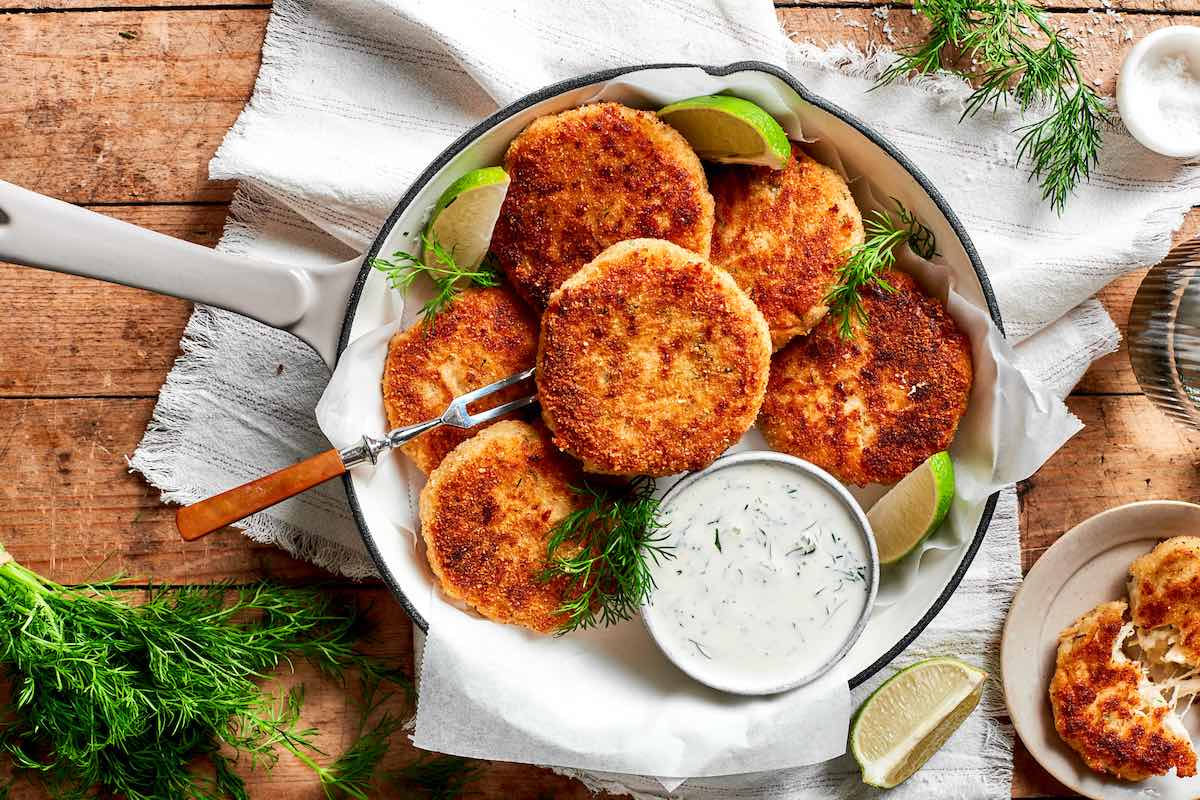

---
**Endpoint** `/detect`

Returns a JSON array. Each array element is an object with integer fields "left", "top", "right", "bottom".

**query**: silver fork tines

[
  {"left": 440, "top": 367, "right": 536, "bottom": 428},
  {"left": 339, "top": 368, "right": 537, "bottom": 469}
]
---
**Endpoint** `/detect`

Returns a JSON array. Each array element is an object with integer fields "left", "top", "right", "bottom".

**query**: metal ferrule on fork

[{"left": 338, "top": 367, "right": 538, "bottom": 469}]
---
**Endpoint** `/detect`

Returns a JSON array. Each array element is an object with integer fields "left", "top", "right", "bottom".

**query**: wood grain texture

[
  {"left": 0, "top": 205, "right": 222, "bottom": 398},
  {"left": 776, "top": 7, "right": 1195, "bottom": 95},
  {"left": 0, "top": 9, "right": 265, "bottom": 204},
  {"left": 1018, "top": 393, "right": 1200, "bottom": 572},
  {"left": 0, "top": 397, "right": 333, "bottom": 583},
  {"left": 0, "top": 5, "right": 1185, "bottom": 214}
]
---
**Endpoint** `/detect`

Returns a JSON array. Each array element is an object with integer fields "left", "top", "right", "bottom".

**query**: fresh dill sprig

[
  {"left": 0, "top": 545, "right": 409, "bottom": 800},
  {"left": 825, "top": 201, "right": 936, "bottom": 338},
  {"left": 389, "top": 754, "right": 481, "bottom": 800},
  {"left": 371, "top": 234, "right": 500, "bottom": 324},
  {"left": 876, "top": 0, "right": 1109, "bottom": 213},
  {"left": 539, "top": 477, "right": 674, "bottom": 634},
  {"left": 317, "top": 670, "right": 477, "bottom": 800}
]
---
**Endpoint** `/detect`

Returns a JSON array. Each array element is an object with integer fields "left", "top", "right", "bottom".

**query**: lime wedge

[
  {"left": 424, "top": 166, "right": 510, "bottom": 269},
  {"left": 657, "top": 95, "right": 791, "bottom": 169},
  {"left": 867, "top": 452, "right": 955, "bottom": 565},
  {"left": 851, "top": 657, "right": 987, "bottom": 788}
]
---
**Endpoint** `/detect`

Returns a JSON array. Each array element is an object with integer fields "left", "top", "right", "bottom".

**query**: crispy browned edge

[
  {"left": 1130, "top": 536, "right": 1200, "bottom": 666},
  {"left": 417, "top": 420, "right": 585, "bottom": 633},
  {"left": 381, "top": 286, "right": 538, "bottom": 474},
  {"left": 709, "top": 144, "right": 864, "bottom": 350},
  {"left": 536, "top": 238, "right": 771, "bottom": 477},
  {"left": 491, "top": 101, "right": 715, "bottom": 308},
  {"left": 759, "top": 270, "right": 973, "bottom": 486},
  {"left": 1050, "top": 601, "right": 1198, "bottom": 781}
]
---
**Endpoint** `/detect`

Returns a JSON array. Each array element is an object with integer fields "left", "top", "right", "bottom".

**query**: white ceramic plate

[{"left": 1002, "top": 500, "right": 1200, "bottom": 799}]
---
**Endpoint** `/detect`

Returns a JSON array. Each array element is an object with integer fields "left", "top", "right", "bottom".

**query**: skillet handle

[
  {"left": 176, "top": 448, "right": 348, "bottom": 541},
  {"left": 0, "top": 180, "right": 358, "bottom": 367}
]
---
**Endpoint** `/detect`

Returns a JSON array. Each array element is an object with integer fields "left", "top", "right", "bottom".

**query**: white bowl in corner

[{"left": 1117, "top": 25, "right": 1200, "bottom": 159}]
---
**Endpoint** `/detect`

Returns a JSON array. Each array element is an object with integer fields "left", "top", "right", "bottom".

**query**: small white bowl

[
  {"left": 640, "top": 451, "right": 879, "bottom": 695},
  {"left": 1116, "top": 25, "right": 1200, "bottom": 159}
]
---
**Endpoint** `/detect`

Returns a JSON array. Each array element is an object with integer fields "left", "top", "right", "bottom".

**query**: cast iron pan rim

[{"left": 334, "top": 60, "right": 1002, "bottom": 690}]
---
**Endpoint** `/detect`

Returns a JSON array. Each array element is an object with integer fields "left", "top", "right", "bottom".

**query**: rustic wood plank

[
  {"left": 0, "top": 204, "right": 224, "bottom": 398},
  {"left": 1018, "top": 393, "right": 1200, "bottom": 573},
  {"left": 0, "top": 1, "right": 268, "bottom": 7},
  {"left": 0, "top": 6, "right": 1195, "bottom": 208},
  {"left": 776, "top": 0, "right": 1200, "bottom": 10},
  {"left": 0, "top": 396, "right": 340, "bottom": 584},
  {"left": 3, "top": 4, "right": 1198, "bottom": 799},
  {"left": 777, "top": 7, "right": 1200, "bottom": 95},
  {"left": 1012, "top": 737, "right": 1073, "bottom": 799},
  {"left": 1, "top": 8, "right": 1195, "bottom": 401},
  {"left": 2, "top": 0, "right": 1196, "bottom": 11},
  {"left": 0, "top": 9, "right": 265, "bottom": 204}
]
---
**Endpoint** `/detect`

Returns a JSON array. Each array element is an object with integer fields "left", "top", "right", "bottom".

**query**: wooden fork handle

[{"left": 176, "top": 448, "right": 347, "bottom": 541}]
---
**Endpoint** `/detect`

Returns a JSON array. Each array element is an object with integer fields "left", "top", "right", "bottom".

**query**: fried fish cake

[
  {"left": 709, "top": 145, "right": 864, "bottom": 350},
  {"left": 1129, "top": 537, "right": 1200, "bottom": 667},
  {"left": 381, "top": 286, "right": 538, "bottom": 474},
  {"left": 537, "top": 238, "right": 771, "bottom": 477},
  {"left": 490, "top": 102, "right": 715, "bottom": 308},
  {"left": 1050, "top": 601, "right": 1197, "bottom": 781},
  {"left": 418, "top": 420, "right": 584, "bottom": 633},
  {"left": 759, "top": 270, "right": 972, "bottom": 486}
]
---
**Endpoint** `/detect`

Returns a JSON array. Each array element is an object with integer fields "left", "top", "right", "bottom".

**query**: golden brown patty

[
  {"left": 490, "top": 102, "right": 715, "bottom": 308},
  {"left": 1129, "top": 536, "right": 1200, "bottom": 667},
  {"left": 381, "top": 286, "right": 538, "bottom": 474},
  {"left": 759, "top": 270, "right": 972, "bottom": 486},
  {"left": 1050, "top": 601, "right": 1197, "bottom": 781},
  {"left": 709, "top": 145, "right": 864, "bottom": 350},
  {"left": 418, "top": 420, "right": 584, "bottom": 633},
  {"left": 537, "top": 238, "right": 771, "bottom": 477}
]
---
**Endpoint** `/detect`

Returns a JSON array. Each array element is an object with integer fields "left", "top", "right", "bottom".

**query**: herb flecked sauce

[{"left": 645, "top": 461, "right": 870, "bottom": 691}]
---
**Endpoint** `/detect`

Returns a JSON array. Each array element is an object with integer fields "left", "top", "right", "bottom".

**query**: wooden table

[{"left": 1, "top": 1, "right": 1198, "bottom": 797}]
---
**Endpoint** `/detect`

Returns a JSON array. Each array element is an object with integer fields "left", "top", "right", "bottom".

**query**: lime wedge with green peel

[
  {"left": 868, "top": 452, "right": 955, "bottom": 565},
  {"left": 424, "top": 166, "right": 510, "bottom": 269},
  {"left": 851, "top": 657, "right": 987, "bottom": 789},
  {"left": 657, "top": 95, "right": 791, "bottom": 169}
]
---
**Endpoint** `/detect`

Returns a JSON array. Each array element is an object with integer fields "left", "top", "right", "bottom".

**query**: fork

[{"left": 175, "top": 368, "right": 537, "bottom": 541}]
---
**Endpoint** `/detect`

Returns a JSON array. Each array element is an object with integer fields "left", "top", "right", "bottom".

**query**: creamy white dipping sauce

[{"left": 644, "top": 458, "right": 875, "bottom": 694}]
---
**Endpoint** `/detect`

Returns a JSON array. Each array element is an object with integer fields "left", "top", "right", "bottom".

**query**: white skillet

[{"left": 0, "top": 61, "right": 999, "bottom": 690}]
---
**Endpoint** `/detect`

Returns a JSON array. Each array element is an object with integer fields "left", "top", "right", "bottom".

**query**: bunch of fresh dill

[
  {"left": 878, "top": 0, "right": 1109, "bottom": 212},
  {"left": 826, "top": 201, "right": 937, "bottom": 338},
  {"left": 0, "top": 545, "right": 412, "bottom": 800},
  {"left": 539, "top": 477, "right": 674, "bottom": 634},
  {"left": 372, "top": 234, "right": 500, "bottom": 323}
]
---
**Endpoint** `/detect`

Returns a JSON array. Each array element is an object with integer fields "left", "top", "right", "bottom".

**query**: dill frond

[
  {"left": 389, "top": 754, "right": 481, "bottom": 800},
  {"left": 371, "top": 234, "right": 500, "bottom": 324},
  {"left": 876, "top": 0, "right": 1109, "bottom": 212},
  {"left": 539, "top": 477, "right": 674, "bottom": 634},
  {"left": 0, "top": 545, "right": 410, "bottom": 800},
  {"left": 825, "top": 200, "right": 936, "bottom": 338}
]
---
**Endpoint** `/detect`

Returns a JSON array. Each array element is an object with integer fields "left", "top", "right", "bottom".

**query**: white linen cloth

[{"left": 128, "top": 0, "right": 1200, "bottom": 797}]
